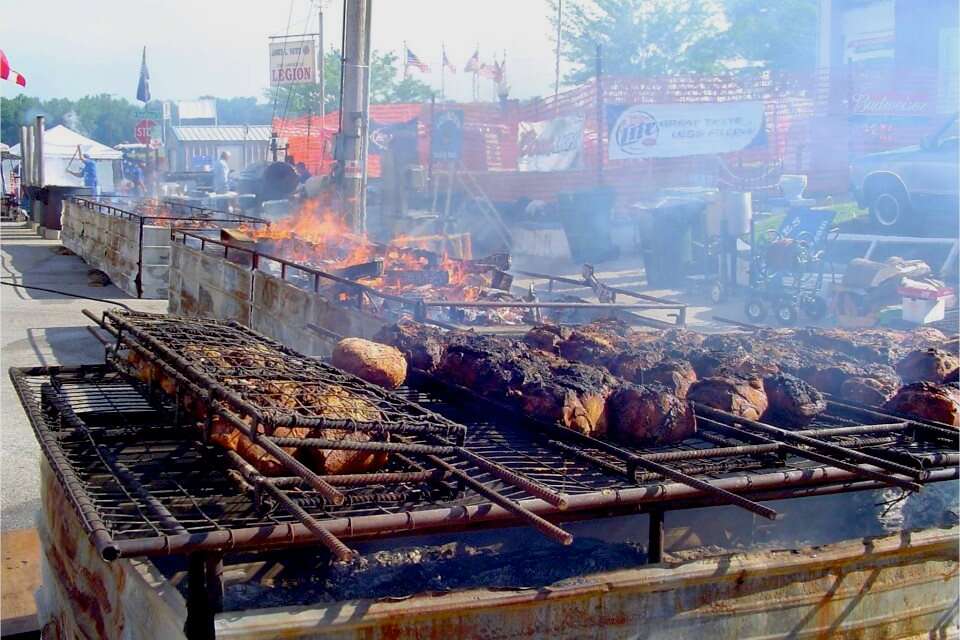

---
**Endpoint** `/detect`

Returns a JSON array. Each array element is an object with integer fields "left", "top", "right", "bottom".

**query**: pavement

[{"left": 0, "top": 221, "right": 166, "bottom": 531}]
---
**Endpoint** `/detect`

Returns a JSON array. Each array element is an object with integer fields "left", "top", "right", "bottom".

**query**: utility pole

[
  {"left": 337, "top": 0, "right": 373, "bottom": 232},
  {"left": 319, "top": 4, "right": 325, "bottom": 123}
]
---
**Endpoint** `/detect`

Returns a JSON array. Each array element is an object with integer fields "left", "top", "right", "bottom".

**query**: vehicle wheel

[
  {"left": 709, "top": 282, "right": 724, "bottom": 304},
  {"left": 775, "top": 303, "right": 800, "bottom": 326},
  {"left": 869, "top": 182, "right": 910, "bottom": 230},
  {"left": 802, "top": 296, "right": 828, "bottom": 321},
  {"left": 744, "top": 299, "right": 767, "bottom": 323}
]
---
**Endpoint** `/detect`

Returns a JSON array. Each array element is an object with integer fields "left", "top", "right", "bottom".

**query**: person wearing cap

[
  {"left": 68, "top": 152, "right": 99, "bottom": 195},
  {"left": 213, "top": 151, "right": 231, "bottom": 194}
]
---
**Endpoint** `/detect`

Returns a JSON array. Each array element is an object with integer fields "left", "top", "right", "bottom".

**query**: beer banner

[
  {"left": 607, "top": 102, "right": 765, "bottom": 160},
  {"left": 369, "top": 118, "right": 419, "bottom": 162},
  {"left": 517, "top": 115, "right": 584, "bottom": 171},
  {"left": 431, "top": 110, "right": 464, "bottom": 161}
]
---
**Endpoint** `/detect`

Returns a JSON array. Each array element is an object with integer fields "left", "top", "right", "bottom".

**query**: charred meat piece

[
  {"left": 688, "top": 376, "right": 769, "bottom": 421},
  {"left": 762, "top": 374, "right": 826, "bottom": 426},
  {"left": 523, "top": 324, "right": 571, "bottom": 354},
  {"left": 884, "top": 382, "right": 960, "bottom": 427},
  {"left": 793, "top": 328, "right": 901, "bottom": 365},
  {"left": 557, "top": 328, "right": 622, "bottom": 367},
  {"left": 800, "top": 363, "right": 900, "bottom": 398},
  {"left": 643, "top": 359, "right": 697, "bottom": 400},
  {"left": 688, "top": 347, "right": 753, "bottom": 379},
  {"left": 374, "top": 320, "right": 447, "bottom": 373},
  {"left": 896, "top": 348, "right": 960, "bottom": 384},
  {"left": 840, "top": 375, "right": 898, "bottom": 406},
  {"left": 438, "top": 333, "right": 548, "bottom": 398},
  {"left": 332, "top": 338, "right": 407, "bottom": 389},
  {"left": 608, "top": 385, "right": 697, "bottom": 446},
  {"left": 607, "top": 349, "right": 665, "bottom": 384}
]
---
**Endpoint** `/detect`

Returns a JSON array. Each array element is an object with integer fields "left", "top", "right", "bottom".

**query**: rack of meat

[{"left": 10, "top": 309, "right": 958, "bottom": 578}]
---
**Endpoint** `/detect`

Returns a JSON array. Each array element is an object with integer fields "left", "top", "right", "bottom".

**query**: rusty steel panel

[
  {"left": 249, "top": 270, "right": 387, "bottom": 357},
  {"left": 217, "top": 529, "right": 958, "bottom": 640}
]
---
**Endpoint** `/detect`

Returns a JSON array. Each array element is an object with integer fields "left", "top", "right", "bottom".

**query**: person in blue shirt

[
  {"left": 68, "top": 152, "right": 99, "bottom": 195},
  {"left": 128, "top": 162, "right": 145, "bottom": 197}
]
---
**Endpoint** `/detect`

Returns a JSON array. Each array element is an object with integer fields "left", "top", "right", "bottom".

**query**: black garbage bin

[
  {"left": 558, "top": 187, "right": 619, "bottom": 263},
  {"left": 635, "top": 197, "right": 704, "bottom": 288}
]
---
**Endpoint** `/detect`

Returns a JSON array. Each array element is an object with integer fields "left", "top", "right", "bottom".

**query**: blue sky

[{"left": 0, "top": 0, "right": 560, "bottom": 103}]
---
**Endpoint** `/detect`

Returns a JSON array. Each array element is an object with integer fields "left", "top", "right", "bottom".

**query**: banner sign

[
  {"left": 517, "top": 115, "right": 584, "bottom": 171},
  {"left": 269, "top": 38, "right": 316, "bottom": 86},
  {"left": 607, "top": 102, "right": 766, "bottom": 160},
  {"left": 369, "top": 118, "right": 419, "bottom": 163},
  {"left": 431, "top": 110, "right": 464, "bottom": 161}
]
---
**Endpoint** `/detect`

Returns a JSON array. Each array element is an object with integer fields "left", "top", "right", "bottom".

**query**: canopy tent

[{"left": 9, "top": 125, "right": 120, "bottom": 189}]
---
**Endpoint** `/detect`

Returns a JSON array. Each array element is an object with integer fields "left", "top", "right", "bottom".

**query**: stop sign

[{"left": 134, "top": 119, "right": 156, "bottom": 144}]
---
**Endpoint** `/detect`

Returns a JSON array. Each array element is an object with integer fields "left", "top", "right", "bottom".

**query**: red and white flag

[
  {"left": 478, "top": 62, "right": 499, "bottom": 81},
  {"left": 0, "top": 49, "right": 26, "bottom": 87},
  {"left": 442, "top": 47, "right": 456, "bottom": 74},
  {"left": 463, "top": 49, "right": 480, "bottom": 73},
  {"left": 405, "top": 47, "right": 430, "bottom": 73}
]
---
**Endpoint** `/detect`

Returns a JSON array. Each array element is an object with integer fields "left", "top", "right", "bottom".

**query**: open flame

[{"left": 238, "top": 200, "right": 496, "bottom": 305}]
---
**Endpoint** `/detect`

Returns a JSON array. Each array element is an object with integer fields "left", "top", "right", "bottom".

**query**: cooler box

[{"left": 898, "top": 284, "right": 953, "bottom": 324}]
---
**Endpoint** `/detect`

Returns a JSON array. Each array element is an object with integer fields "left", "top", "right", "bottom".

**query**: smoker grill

[
  {"left": 170, "top": 229, "right": 688, "bottom": 331},
  {"left": 9, "top": 311, "right": 958, "bottom": 638}
]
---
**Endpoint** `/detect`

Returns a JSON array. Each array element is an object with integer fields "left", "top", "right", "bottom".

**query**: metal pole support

[{"left": 648, "top": 509, "right": 664, "bottom": 564}]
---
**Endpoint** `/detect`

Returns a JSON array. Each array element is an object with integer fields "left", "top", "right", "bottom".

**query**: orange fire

[{"left": 238, "top": 200, "right": 490, "bottom": 302}]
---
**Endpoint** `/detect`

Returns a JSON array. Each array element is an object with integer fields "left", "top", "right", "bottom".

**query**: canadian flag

[{"left": 0, "top": 49, "right": 26, "bottom": 87}]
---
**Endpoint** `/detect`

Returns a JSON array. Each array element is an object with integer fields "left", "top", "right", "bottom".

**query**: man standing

[
  {"left": 68, "top": 152, "right": 98, "bottom": 195},
  {"left": 213, "top": 151, "right": 231, "bottom": 194}
]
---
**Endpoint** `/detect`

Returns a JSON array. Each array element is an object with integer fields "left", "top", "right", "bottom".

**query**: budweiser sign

[{"left": 850, "top": 93, "right": 931, "bottom": 116}]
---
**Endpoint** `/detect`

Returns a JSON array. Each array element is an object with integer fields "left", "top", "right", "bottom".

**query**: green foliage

[
  {"left": 1, "top": 93, "right": 159, "bottom": 146},
  {"left": 265, "top": 49, "right": 433, "bottom": 119},
  {"left": 548, "top": 0, "right": 725, "bottom": 83},
  {"left": 547, "top": 0, "right": 818, "bottom": 83}
]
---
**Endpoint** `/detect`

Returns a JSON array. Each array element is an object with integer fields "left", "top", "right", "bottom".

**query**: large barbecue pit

[{"left": 10, "top": 309, "right": 957, "bottom": 638}]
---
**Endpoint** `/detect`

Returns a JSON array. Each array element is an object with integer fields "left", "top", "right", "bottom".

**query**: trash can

[
  {"left": 634, "top": 197, "right": 704, "bottom": 288},
  {"left": 558, "top": 187, "right": 619, "bottom": 263}
]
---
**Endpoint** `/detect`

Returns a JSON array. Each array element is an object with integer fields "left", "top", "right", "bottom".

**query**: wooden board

[{"left": 1, "top": 528, "right": 41, "bottom": 635}]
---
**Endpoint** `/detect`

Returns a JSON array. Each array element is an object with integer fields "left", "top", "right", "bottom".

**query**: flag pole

[
  {"left": 440, "top": 43, "right": 445, "bottom": 102},
  {"left": 554, "top": 0, "right": 563, "bottom": 115},
  {"left": 403, "top": 40, "right": 408, "bottom": 80}
]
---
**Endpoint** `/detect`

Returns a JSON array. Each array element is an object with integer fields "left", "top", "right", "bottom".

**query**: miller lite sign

[
  {"left": 269, "top": 38, "right": 317, "bottom": 86},
  {"left": 607, "top": 102, "right": 765, "bottom": 160}
]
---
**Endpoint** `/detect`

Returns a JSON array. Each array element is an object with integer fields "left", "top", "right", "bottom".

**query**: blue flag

[{"left": 136, "top": 46, "right": 151, "bottom": 104}]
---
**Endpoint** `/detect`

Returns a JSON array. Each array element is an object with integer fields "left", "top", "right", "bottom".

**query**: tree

[
  {"left": 715, "top": 0, "right": 818, "bottom": 72},
  {"left": 0, "top": 95, "right": 43, "bottom": 146},
  {"left": 548, "top": 0, "right": 725, "bottom": 83},
  {"left": 265, "top": 49, "right": 433, "bottom": 119},
  {"left": 547, "top": 0, "right": 819, "bottom": 85}
]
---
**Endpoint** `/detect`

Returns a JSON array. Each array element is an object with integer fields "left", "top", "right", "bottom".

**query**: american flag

[
  {"left": 406, "top": 48, "right": 430, "bottom": 73},
  {"left": 463, "top": 49, "right": 480, "bottom": 73},
  {"left": 442, "top": 48, "right": 456, "bottom": 74},
  {"left": 0, "top": 49, "right": 26, "bottom": 87}
]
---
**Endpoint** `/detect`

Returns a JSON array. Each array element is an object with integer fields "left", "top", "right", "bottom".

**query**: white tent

[{"left": 9, "top": 125, "right": 121, "bottom": 190}]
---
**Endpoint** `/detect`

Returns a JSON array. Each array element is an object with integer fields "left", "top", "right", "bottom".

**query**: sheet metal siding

[
  {"left": 61, "top": 199, "right": 170, "bottom": 299},
  {"left": 171, "top": 126, "right": 272, "bottom": 143}
]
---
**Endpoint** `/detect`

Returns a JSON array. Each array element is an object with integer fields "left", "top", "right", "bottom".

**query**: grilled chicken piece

[
  {"left": 332, "top": 338, "right": 407, "bottom": 389},
  {"left": 608, "top": 384, "right": 696, "bottom": 446},
  {"left": 374, "top": 320, "right": 447, "bottom": 373},
  {"left": 643, "top": 359, "right": 697, "bottom": 400},
  {"left": 896, "top": 348, "right": 960, "bottom": 384},
  {"left": 884, "top": 382, "right": 960, "bottom": 427},
  {"left": 523, "top": 324, "right": 571, "bottom": 354},
  {"left": 762, "top": 374, "right": 826, "bottom": 426},
  {"left": 840, "top": 376, "right": 898, "bottom": 406},
  {"left": 688, "top": 376, "right": 769, "bottom": 421}
]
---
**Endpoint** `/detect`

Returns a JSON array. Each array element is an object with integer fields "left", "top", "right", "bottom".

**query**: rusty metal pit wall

[
  {"left": 36, "top": 458, "right": 959, "bottom": 640},
  {"left": 35, "top": 459, "right": 188, "bottom": 640},
  {"left": 169, "top": 242, "right": 388, "bottom": 356},
  {"left": 61, "top": 200, "right": 171, "bottom": 299}
]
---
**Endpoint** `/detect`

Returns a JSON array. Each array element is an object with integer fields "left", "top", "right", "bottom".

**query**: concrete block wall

[
  {"left": 61, "top": 200, "right": 172, "bottom": 299},
  {"left": 169, "top": 242, "right": 388, "bottom": 357}
]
